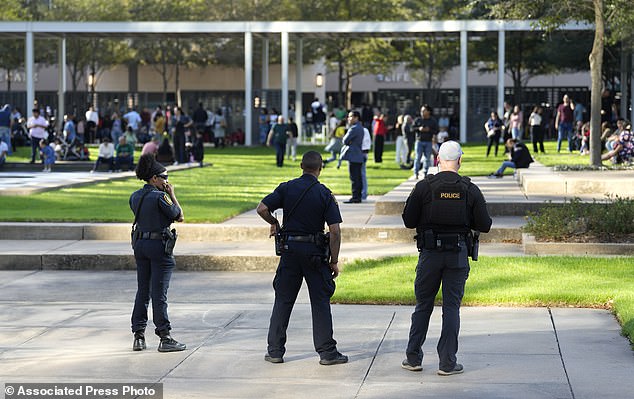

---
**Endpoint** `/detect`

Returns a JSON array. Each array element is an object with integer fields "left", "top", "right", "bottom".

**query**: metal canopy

[
  {"left": 0, "top": 20, "right": 591, "bottom": 39},
  {"left": 0, "top": 20, "right": 595, "bottom": 145}
]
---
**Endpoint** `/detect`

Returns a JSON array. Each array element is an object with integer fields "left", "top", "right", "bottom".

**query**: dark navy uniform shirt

[
  {"left": 402, "top": 171, "right": 492, "bottom": 234},
  {"left": 129, "top": 184, "right": 182, "bottom": 232},
  {"left": 262, "top": 174, "right": 342, "bottom": 235}
]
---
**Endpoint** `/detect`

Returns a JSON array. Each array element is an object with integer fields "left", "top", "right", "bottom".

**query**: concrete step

[
  {"left": 0, "top": 218, "right": 525, "bottom": 243},
  {"left": 374, "top": 199, "right": 562, "bottom": 217},
  {"left": 0, "top": 239, "right": 524, "bottom": 271}
]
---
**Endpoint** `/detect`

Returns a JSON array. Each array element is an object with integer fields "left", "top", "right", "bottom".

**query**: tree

[
  {"left": 44, "top": 0, "right": 131, "bottom": 110},
  {"left": 486, "top": 0, "right": 634, "bottom": 166},
  {"left": 472, "top": 31, "right": 593, "bottom": 107},
  {"left": 130, "top": 0, "right": 228, "bottom": 107}
]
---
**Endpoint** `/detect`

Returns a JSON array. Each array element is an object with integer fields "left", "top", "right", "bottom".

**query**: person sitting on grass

[
  {"left": 488, "top": 138, "right": 533, "bottom": 178},
  {"left": 156, "top": 135, "right": 175, "bottom": 165},
  {"left": 39, "top": 139, "right": 55, "bottom": 173},
  {"left": 115, "top": 135, "right": 135, "bottom": 172},
  {"left": 141, "top": 134, "right": 160, "bottom": 157},
  {"left": 602, "top": 121, "right": 633, "bottom": 165}
]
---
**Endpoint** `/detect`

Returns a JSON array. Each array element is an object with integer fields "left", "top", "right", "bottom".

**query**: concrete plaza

[
  {"left": 1, "top": 161, "right": 633, "bottom": 398},
  {"left": 1, "top": 270, "right": 634, "bottom": 399}
]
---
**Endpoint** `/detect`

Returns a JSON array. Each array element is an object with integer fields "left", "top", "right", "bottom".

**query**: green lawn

[
  {"left": 333, "top": 255, "right": 634, "bottom": 344},
  {"left": 0, "top": 144, "right": 412, "bottom": 222},
  {"left": 0, "top": 140, "right": 618, "bottom": 222}
]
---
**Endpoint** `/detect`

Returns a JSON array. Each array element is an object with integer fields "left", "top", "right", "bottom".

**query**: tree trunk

[
  {"left": 175, "top": 41, "right": 182, "bottom": 107},
  {"left": 175, "top": 63, "right": 181, "bottom": 108},
  {"left": 345, "top": 70, "right": 352, "bottom": 110},
  {"left": 338, "top": 56, "right": 344, "bottom": 108},
  {"left": 589, "top": 0, "right": 604, "bottom": 166},
  {"left": 6, "top": 69, "right": 11, "bottom": 93}
]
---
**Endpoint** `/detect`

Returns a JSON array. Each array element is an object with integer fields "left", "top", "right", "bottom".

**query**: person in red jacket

[{"left": 373, "top": 113, "right": 388, "bottom": 163}]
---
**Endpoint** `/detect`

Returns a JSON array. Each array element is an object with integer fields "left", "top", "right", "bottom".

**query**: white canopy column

[
  {"left": 497, "top": 28, "right": 505, "bottom": 118},
  {"left": 631, "top": 53, "right": 634, "bottom": 125},
  {"left": 295, "top": 38, "right": 303, "bottom": 139},
  {"left": 281, "top": 31, "right": 289, "bottom": 121},
  {"left": 57, "top": 37, "right": 66, "bottom": 131},
  {"left": 262, "top": 38, "right": 269, "bottom": 90},
  {"left": 25, "top": 30, "right": 34, "bottom": 116},
  {"left": 244, "top": 31, "right": 253, "bottom": 146},
  {"left": 459, "top": 29, "right": 467, "bottom": 142}
]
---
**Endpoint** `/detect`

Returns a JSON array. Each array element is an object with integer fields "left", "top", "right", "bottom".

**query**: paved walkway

[
  {"left": 1, "top": 270, "right": 633, "bottom": 399},
  {"left": 1, "top": 162, "right": 633, "bottom": 398}
]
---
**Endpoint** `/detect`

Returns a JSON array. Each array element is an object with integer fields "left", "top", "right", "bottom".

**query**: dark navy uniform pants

[
  {"left": 406, "top": 243, "right": 469, "bottom": 371},
  {"left": 268, "top": 249, "right": 338, "bottom": 359},
  {"left": 131, "top": 239, "right": 174, "bottom": 336}
]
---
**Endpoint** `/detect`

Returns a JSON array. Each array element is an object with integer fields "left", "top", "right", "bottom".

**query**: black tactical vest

[{"left": 425, "top": 174, "right": 470, "bottom": 232}]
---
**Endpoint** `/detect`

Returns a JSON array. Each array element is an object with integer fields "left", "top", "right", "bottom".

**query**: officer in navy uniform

[
  {"left": 401, "top": 141, "right": 492, "bottom": 375},
  {"left": 129, "top": 153, "right": 186, "bottom": 353},
  {"left": 256, "top": 150, "right": 348, "bottom": 366}
]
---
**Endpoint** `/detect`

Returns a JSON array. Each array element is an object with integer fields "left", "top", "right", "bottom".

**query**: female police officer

[{"left": 129, "top": 153, "right": 186, "bottom": 352}]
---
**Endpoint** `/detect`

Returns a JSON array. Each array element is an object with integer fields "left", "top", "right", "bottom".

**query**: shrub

[{"left": 524, "top": 196, "right": 634, "bottom": 242}]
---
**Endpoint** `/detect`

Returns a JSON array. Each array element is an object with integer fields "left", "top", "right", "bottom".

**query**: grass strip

[{"left": 333, "top": 255, "right": 634, "bottom": 344}]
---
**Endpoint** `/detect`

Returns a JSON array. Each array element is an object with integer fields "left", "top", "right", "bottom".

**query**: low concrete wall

[
  {"left": 0, "top": 223, "right": 522, "bottom": 243},
  {"left": 523, "top": 234, "right": 634, "bottom": 255},
  {"left": 517, "top": 169, "right": 634, "bottom": 198},
  {"left": 374, "top": 200, "right": 555, "bottom": 217},
  {"left": 0, "top": 223, "right": 85, "bottom": 240}
]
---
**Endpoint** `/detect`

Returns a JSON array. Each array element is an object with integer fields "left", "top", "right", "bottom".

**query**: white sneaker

[{"left": 173, "top": 161, "right": 179, "bottom": 166}]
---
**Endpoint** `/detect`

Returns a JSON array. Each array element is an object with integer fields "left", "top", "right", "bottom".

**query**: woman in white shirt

[
  {"left": 529, "top": 106, "right": 544, "bottom": 154},
  {"left": 91, "top": 136, "right": 115, "bottom": 172}
]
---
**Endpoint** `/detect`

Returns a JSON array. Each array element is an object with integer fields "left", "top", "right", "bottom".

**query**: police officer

[
  {"left": 256, "top": 150, "right": 348, "bottom": 366},
  {"left": 129, "top": 154, "right": 186, "bottom": 352},
  {"left": 401, "top": 140, "right": 492, "bottom": 375}
]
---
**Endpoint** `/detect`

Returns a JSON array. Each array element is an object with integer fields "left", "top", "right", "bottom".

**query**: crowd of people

[
  {"left": 483, "top": 93, "right": 633, "bottom": 167},
  {"left": 0, "top": 101, "right": 246, "bottom": 172},
  {"left": 1, "top": 93, "right": 632, "bottom": 178}
]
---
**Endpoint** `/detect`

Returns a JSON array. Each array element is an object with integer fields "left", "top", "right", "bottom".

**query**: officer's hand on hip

[
  {"left": 329, "top": 261, "right": 339, "bottom": 279},
  {"left": 269, "top": 221, "right": 280, "bottom": 237}
]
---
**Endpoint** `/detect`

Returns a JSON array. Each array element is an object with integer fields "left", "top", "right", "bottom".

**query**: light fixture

[
  {"left": 315, "top": 73, "right": 324, "bottom": 88},
  {"left": 88, "top": 72, "right": 96, "bottom": 89},
  {"left": 254, "top": 96, "right": 261, "bottom": 108}
]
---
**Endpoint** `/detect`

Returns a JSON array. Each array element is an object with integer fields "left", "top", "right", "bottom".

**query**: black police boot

[
  {"left": 132, "top": 331, "right": 146, "bottom": 351},
  {"left": 158, "top": 334, "right": 186, "bottom": 352}
]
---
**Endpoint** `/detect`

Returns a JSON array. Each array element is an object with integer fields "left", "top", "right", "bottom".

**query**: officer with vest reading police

[
  {"left": 401, "top": 140, "right": 492, "bottom": 375},
  {"left": 256, "top": 150, "right": 348, "bottom": 366}
]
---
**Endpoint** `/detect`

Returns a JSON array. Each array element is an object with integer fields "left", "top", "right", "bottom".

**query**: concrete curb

[
  {"left": 0, "top": 222, "right": 522, "bottom": 244},
  {"left": 522, "top": 233, "right": 634, "bottom": 256}
]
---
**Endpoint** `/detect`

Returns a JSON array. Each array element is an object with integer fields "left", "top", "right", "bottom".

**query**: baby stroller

[{"left": 61, "top": 134, "right": 88, "bottom": 161}]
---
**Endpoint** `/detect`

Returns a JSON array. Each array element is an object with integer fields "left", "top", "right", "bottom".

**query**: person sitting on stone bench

[
  {"left": 601, "top": 121, "right": 633, "bottom": 165},
  {"left": 115, "top": 135, "right": 135, "bottom": 171},
  {"left": 488, "top": 138, "right": 533, "bottom": 178},
  {"left": 0, "top": 136, "right": 8, "bottom": 169},
  {"left": 91, "top": 136, "right": 115, "bottom": 172}
]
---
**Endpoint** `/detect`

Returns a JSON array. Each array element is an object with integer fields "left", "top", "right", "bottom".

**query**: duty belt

[
  {"left": 138, "top": 231, "right": 163, "bottom": 240},
  {"left": 285, "top": 234, "right": 318, "bottom": 243}
]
